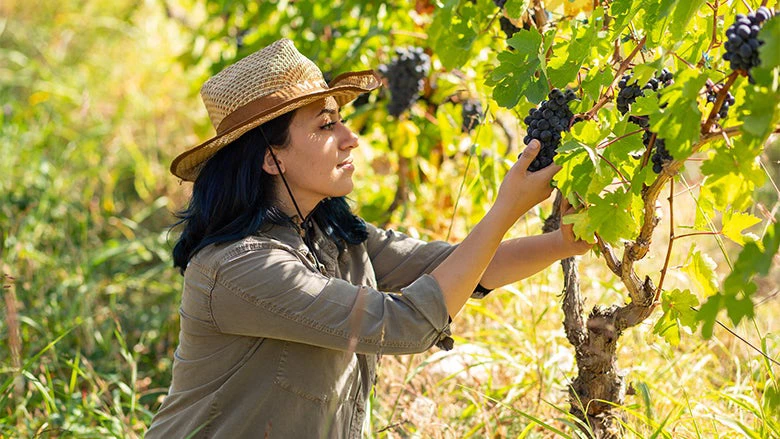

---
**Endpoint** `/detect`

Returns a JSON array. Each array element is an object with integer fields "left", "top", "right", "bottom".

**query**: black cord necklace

[{"left": 260, "top": 128, "right": 328, "bottom": 275}]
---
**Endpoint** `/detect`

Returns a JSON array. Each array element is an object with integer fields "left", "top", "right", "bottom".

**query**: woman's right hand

[{"left": 491, "top": 139, "right": 559, "bottom": 226}]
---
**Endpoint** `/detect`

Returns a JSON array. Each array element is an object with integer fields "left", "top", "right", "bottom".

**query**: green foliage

[
  {"left": 654, "top": 289, "right": 699, "bottom": 346},
  {"left": 699, "top": 222, "right": 780, "bottom": 338}
]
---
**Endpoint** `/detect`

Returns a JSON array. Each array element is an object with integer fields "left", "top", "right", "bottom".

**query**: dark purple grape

[
  {"left": 378, "top": 47, "right": 430, "bottom": 117},
  {"left": 521, "top": 88, "right": 579, "bottom": 171},
  {"left": 723, "top": 8, "right": 775, "bottom": 82}
]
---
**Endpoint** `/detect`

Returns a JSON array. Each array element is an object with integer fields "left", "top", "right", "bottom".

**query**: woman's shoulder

[{"left": 189, "top": 226, "right": 307, "bottom": 272}]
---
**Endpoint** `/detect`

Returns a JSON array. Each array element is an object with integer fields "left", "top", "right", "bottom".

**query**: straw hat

[{"left": 171, "top": 38, "right": 382, "bottom": 181}]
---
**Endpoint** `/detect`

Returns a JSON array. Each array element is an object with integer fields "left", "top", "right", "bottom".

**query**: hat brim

[{"left": 171, "top": 70, "right": 381, "bottom": 182}]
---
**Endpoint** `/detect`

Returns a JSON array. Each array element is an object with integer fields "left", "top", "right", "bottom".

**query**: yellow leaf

[
  {"left": 722, "top": 211, "right": 761, "bottom": 247},
  {"left": 546, "top": 0, "right": 594, "bottom": 16},
  {"left": 395, "top": 120, "right": 420, "bottom": 158},
  {"left": 28, "top": 91, "right": 50, "bottom": 106}
]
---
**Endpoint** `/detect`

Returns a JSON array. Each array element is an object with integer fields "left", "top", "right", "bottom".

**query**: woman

[{"left": 147, "top": 39, "right": 590, "bottom": 438}]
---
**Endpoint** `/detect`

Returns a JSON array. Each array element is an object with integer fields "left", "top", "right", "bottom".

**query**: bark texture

[{"left": 544, "top": 193, "right": 655, "bottom": 438}]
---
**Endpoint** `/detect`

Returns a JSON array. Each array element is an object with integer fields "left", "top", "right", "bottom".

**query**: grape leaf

[
  {"left": 698, "top": 223, "right": 780, "bottom": 338},
  {"left": 721, "top": 210, "right": 761, "bottom": 246},
  {"left": 753, "top": 16, "right": 780, "bottom": 86},
  {"left": 700, "top": 147, "right": 764, "bottom": 212},
  {"left": 723, "top": 221, "right": 780, "bottom": 294},
  {"left": 429, "top": 0, "right": 478, "bottom": 70},
  {"left": 683, "top": 245, "right": 718, "bottom": 298},
  {"left": 581, "top": 67, "right": 613, "bottom": 101},
  {"left": 487, "top": 29, "right": 544, "bottom": 108},
  {"left": 668, "top": 0, "right": 706, "bottom": 44},
  {"left": 394, "top": 120, "right": 420, "bottom": 158},
  {"left": 649, "top": 70, "right": 707, "bottom": 159},
  {"left": 697, "top": 293, "right": 721, "bottom": 339},
  {"left": 563, "top": 188, "right": 639, "bottom": 245},
  {"left": 610, "top": 0, "right": 645, "bottom": 39},
  {"left": 654, "top": 289, "right": 699, "bottom": 346},
  {"left": 548, "top": 10, "right": 601, "bottom": 87},
  {"left": 504, "top": 0, "right": 532, "bottom": 20},
  {"left": 643, "top": 0, "right": 677, "bottom": 47}
]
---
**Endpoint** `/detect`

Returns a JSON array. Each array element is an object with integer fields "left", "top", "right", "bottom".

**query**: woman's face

[{"left": 267, "top": 96, "right": 359, "bottom": 215}]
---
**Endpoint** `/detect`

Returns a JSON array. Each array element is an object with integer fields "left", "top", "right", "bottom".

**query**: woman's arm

[
  {"left": 479, "top": 227, "right": 591, "bottom": 290},
  {"left": 431, "top": 141, "right": 559, "bottom": 317}
]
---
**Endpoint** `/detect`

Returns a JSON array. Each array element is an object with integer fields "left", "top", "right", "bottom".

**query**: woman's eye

[{"left": 321, "top": 121, "right": 337, "bottom": 130}]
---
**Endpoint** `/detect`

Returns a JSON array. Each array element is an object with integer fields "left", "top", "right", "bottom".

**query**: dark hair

[{"left": 171, "top": 112, "right": 368, "bottom": 273}]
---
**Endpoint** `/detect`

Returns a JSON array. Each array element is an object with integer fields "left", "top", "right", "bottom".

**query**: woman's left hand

[{"left": 559, "top": 197, "right": 593, "bottom": 256}]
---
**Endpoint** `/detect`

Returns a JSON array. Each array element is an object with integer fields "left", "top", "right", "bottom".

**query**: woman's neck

[{"left": 275, "top": 189, "right": 323, "bottom": 223}]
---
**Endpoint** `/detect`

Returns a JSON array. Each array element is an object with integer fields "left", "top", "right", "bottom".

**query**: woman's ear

[{"left": 262, "top": 148, "right": 284, "bottom": 175}]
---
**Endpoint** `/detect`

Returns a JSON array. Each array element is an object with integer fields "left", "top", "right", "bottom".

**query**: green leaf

[
  {"left": 581, "top": 67, "right": 613, "bottom": 101},
  {"left": 683, "top": 245, "right": 718, "bottom": 298},
  {"left": 554, "top": 139, "right": 596, "bottom": 200},
  {"left": 721, "top": 210, "right": 761, "bottom": 246},
  {"left": 723, "top": 222, "right": 780, "bottom": 295},
  {"left": 697, "top": 293, "right": 721, "bottom": 339},
  {"left": 668, "top": 0, "right": 706, "bottom": 42},
  {"left": 610, "top": 0, "right": 646, "bottom": 39},
  {"left": 487, "top": 28, "right": 544, "bottom": 108},
  {"left": 564, "top": 188, "right": 640, "bottom": 246},
  {"left": 571, "top": 119, "right": 603, "bottom": 145},
  {"left": 649, "top": 69, "right": 707, "bottom": 159},
  {"left": 653, "top": 311, "right": 681, "bottom": 346},
  {"left": 663, "top": 288, "right": 699, "bottom": 329},
  {"left": 430, "top": 0, "right": 478, "bottom": 70},
  {"left": 655, "top": 289, "right": 699, "bottom": 346},
  {"left": 643, "top": 0, "right": 677, "bottom": 47},
  {"left": 700, "top": 146, "right": 764, "bottom": 212},
  {"left": 724, "top": 293, "right": 755, "bottom": 327},
  {"left": 504, "top": 0, "right": 532, "bottom": 20},
  {"left": 547, "top": 10, "right": 601, "bottom": 87},
  {"left": 753, "top": 16, "right": 780, "bottom": 85}
]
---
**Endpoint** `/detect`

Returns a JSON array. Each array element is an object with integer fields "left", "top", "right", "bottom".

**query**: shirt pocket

[{"left": 273, "top": 341, "right": 359, "bottom": 405}]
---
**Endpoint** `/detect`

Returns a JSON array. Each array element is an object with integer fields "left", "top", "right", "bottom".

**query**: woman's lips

[{"left": 337, "top": 158, "right": 354, "bottom": 170}]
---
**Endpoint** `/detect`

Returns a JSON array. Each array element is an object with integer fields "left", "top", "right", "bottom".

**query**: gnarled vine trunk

[{"left": 543, "top": 195, "right": 656, "bottom": 439}]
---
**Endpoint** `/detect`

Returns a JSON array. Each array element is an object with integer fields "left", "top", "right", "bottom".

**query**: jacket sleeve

[
  {"left": 208, "top": 244, "right": 452, "bottom": 355},
  {"left": 364, "top": 223, "right": 457, "bottom": 292}
]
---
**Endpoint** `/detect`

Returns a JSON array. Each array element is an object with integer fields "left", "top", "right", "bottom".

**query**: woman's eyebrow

[{"left": 317, "top": 108, "right": 338, "bottom": 117}]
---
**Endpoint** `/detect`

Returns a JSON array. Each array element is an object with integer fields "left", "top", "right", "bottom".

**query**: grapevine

[
  {"left": 378, "top": 47, "right": 431, "bottom": 117},
  {"left": 706, "top": 85, "right": 735, "bottom": 120},
  {"left": 522, "top": 88, "right": 577, "bottom": 172}
]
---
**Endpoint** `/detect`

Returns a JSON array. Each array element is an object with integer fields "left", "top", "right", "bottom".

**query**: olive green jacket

[{"left": 146, "top": 221, "right": 458, "bottom": 438}]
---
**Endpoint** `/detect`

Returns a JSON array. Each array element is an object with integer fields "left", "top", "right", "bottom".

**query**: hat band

[{"left": 216, "top": 79, "right": 329, "bottom": 135}]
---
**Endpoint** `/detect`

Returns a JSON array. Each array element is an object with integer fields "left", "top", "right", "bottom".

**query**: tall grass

[{"left": 1, "top": 1, "right": 777, "bottom": 438}]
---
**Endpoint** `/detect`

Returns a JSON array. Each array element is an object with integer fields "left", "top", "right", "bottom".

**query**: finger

[
  {"left": 516, "top": 140, "right": 541, "bottom": 171},
  {"left": 535, "top": 161, "right": 561, "bottom": 180},
  {"left": 561, "top": 197, "right": 571, "bottom": 213}
]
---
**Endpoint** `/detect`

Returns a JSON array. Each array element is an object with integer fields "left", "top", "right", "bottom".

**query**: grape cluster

[
  {"left": 493, "top": 0, "right": 507, "bottom": 7},
  {"left": 706, "top": 87, "right": 736, "bottom": 120},
  {"left": 646, "top": 131, "right": 673, "bottom": 174},
  {"left": 616, "top": 69, "right": 673, "bottom": 115},
  {"left": 500, "top": 16, "right": 521, "bottom": 40},
  {"left": 522, "top": 88, "right": 578, "bottom": 172},
  {"left": 461, "top": 98, "right": 483, "bottom": 134},
  {"left": 723, "top": 7, "right": 773, "bottom": 79},
  {"left": 615, "top": 69, "right": 675, "bottom": 174},
  {"left": 352, "top": 92, "right": 370, "bottom": 109},
  {"left": 378, "top": 47, "right": 431, "bottom": 117}
]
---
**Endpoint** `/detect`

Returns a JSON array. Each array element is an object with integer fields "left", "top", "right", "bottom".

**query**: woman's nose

[{"left": 340, "top": 124, "right": 359, "bottom": 150}]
